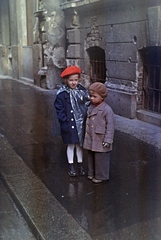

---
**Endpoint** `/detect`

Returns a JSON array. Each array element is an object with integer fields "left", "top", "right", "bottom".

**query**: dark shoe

[
  {"left": 78, "top": 163, "right": 85, "bottom": 176},
  {"left": 68, "top": 164, "right": 77, "bottom": 177},
  {"left": 92, "top": 178, "right": 104, "bottom": 183}
]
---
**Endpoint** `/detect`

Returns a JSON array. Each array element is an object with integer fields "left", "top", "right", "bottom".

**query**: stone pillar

[
  {"left": 148, "top": 6, "right": 161, "bottom": 46},
  {"left": 9, "top": 0, "right": 18, "bottom": 46},
  {"left": 16, "top": 0, "right": 27, "bottom": 46},
  {"left": 66, "top": 12, "right": 81, "bottom": 67},
  {"left": 0, "top": 0, "right": 10, "bottom": 76}
]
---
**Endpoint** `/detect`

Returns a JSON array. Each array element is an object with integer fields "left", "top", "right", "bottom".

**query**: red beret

[{"left": 60, "top": 66, "right": 81, "bottom": 78}]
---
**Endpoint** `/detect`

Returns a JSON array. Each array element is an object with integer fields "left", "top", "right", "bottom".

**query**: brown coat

[{"left": 83, "top": 101, "right": 115, "bottom": 152}]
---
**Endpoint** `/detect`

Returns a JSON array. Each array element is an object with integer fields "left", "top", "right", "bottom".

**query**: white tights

[{"left": 67, "top": 144, "right": 83, "bottom": 164}]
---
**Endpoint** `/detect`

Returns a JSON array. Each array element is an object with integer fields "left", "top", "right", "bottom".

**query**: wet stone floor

[
  {"left": 0, "top": 79, "right": 161, "bottom": 239},
  {"left": 0, "top": 180, "right": 36, "bottom": 240}
]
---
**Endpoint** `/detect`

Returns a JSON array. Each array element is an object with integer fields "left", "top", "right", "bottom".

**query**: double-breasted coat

[
  {"left": 54, "top": 84, "right": 89, "bottom": 145},
  {"left": 83, "top": 101, "right": 115, "bottom": 152}
]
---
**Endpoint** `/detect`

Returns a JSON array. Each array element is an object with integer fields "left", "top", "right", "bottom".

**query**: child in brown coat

[{"left": 83, "top": 82, "right": 115, "bottom": 183}]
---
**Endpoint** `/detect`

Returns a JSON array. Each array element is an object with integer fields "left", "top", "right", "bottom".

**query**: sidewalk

[
  {"left": 0, "top": 76, "right": 161, "bottom": 240},
  {"left": 115, "top": 114, "right": 161, "bottom": 150}
]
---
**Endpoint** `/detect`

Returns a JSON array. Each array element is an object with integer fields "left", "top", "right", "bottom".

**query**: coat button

[
  {"left": 71, "top": 118, "right": 74, "bottom": 121},
  {"left": 71, "top": 110, "right": 73, "bottom": 113},
  {"left": 72, "top": 126, "right": 74, "bottom": 129}
]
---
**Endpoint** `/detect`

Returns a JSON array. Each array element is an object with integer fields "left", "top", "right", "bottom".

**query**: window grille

[
  {"left": 143, "top": 64, "right": 161, "bottom": 113},
  {"left": 86, "top": 46, "right": 106, "bottom": 83},
  {"left": 142, "top": 47, "right": 161, "bottom": 114}
]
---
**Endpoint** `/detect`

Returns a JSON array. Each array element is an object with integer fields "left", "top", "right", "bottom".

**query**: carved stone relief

[
  {"left": 85, "top": 16, "right": 102, "bottom": 49},
  {"left": 33, "top": 0, "right": 65, "bottom": 89},
  {"left": 71, "top": 10, "right": 80, "bottom": 27}
]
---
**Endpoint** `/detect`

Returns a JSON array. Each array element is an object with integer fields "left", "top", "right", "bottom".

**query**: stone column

[
  {"left": 148, "top": 6, "right": 161, "bottom": 46},
  {"left": 0, "top": 0, "right": 10, "bottom": 76},
  {"left": 66, "top": 11, "right": 81, "bottom": 67},
  {"left": 16, "top": 0, "right": 27, "bottom": 46}
]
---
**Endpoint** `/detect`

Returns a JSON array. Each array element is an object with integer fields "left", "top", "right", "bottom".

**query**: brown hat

[
  {"left": 61, "top": 66, "right": 81, "bottom": 78},
  {"left": 89, "top": 82, "right": 108, "bottom": 99}
]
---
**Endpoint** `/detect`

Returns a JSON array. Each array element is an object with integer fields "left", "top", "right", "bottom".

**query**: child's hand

[{"left": 102, "top": 142, "right": 110, "bottom": 148}]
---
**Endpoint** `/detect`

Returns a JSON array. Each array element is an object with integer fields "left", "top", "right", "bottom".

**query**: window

[
  {"left": 86, "top": 46, "right": 106, "bottom": 83},
  {"left": 141, "top": 47, "right": 161, "bottom": 114}
]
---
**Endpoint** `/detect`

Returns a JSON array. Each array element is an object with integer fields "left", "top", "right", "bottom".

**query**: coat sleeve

[
  {"left": 53, "top": 94, "right": 61, "bottom": 137},
  {"left": 104, "top": 107, "right": 115, "bottom": 144},
  {"left": 54, "top": 93, "right": 67, "bottom": 123}
]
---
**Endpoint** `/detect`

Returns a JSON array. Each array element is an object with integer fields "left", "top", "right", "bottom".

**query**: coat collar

[{"left": 88, "top": 101, "right": 106, "bottom": 116}]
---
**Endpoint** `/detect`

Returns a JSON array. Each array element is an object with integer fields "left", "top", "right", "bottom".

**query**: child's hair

[{"left": 63, "top": 73, "right": 81, "bottom": 84}]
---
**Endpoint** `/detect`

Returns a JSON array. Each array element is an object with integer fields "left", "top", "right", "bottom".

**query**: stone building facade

[
  {"left": 60, "top": 0, "right": 161, "bottom": 126},
  {"left": 0, "top": 0, "right": 161, "bottom": 126}
]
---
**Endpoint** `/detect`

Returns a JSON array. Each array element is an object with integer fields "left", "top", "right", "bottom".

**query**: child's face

[
  {"left": 66, "top": 74, "right": 79, "bottom": 89},
  {"left": 90, "top": 91, "right": 103, "bottom": 106}
]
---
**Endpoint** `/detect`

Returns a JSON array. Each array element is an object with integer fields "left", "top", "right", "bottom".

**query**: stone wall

[{"left": 22, "top": 47, "right": 34, "bottom": 80}]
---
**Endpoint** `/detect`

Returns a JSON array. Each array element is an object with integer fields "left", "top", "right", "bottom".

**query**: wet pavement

[
  {"left": 0, "top": 179, "right": 36, "bottom": 239},
  {"left": 0, "top": 78, "right": 161, "bottom": 239}
]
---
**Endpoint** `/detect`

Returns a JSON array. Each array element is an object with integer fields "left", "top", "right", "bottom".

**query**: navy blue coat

[{"left": 54, "top": 85, "right": 89, "bottom": 145}]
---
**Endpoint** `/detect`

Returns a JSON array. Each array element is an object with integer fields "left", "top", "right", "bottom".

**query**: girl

[
  {"left": 83, "top": 82, "right": 115, "bottom": 183},
  {"left": 54, "top": 66, "right": 89, "bottom": 176}
]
